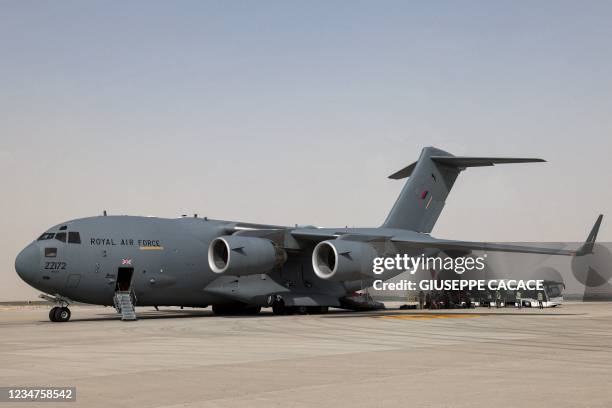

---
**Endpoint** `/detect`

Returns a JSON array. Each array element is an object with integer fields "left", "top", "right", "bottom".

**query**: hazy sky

[{"left": 1, "top": 1, "right": 611, "bottom": 301}]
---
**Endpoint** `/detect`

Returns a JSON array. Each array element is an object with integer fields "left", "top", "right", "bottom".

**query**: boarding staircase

[{"left": 114, "top": 291, "right": 137, "bottom": 321}]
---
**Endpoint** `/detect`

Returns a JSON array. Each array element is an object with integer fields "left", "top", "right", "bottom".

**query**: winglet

[{"left": 575, "top": 214, "right": 603, "bottom": 256}]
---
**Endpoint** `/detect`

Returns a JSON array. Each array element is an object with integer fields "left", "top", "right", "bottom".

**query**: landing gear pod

[
  {"left": 312, "top": 240, "right": 378, "bottom": 281},
  {"left": 208, "top": 236, "right": 287, "bottom": 276}
]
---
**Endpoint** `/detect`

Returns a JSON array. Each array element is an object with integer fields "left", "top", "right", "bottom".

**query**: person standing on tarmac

[
  {"left": 516, "top": 290, "right": 522, "bottom": 309},
  {"left": 487, "top": 291, "right": 492, "bottom": 309},
  {"left": 537, "top": 292, "right": 544, "bottom": 309},
  {"left": 496, "top": 290, "right": 502, "bottom": 308}
]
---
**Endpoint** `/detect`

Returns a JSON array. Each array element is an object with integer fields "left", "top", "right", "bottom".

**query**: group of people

[
  {"left": 487, "top": 289, "right": 545, "bottom": 309},
  {"left": 415, "top": 289, "right": 546, "bottom": 309},
  {"left": 418, "top": 290, "right": 476, "bottom": 309}
]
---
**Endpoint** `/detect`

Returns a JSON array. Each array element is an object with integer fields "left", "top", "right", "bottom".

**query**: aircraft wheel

[
  {"left": 272, "top": 300, "right": 286, "bottom": 315},
  {"left": 245, "top": 306, "right": 261, "bottom": 315},
  {"left": 213, "top": 304, "right": 260, "bottom": 315},
  {"left": 54, "top": 307, "right": 71, "bottom": 322},
  {"left": 316, "top": 306, "right": 329, "bottom": 314},
  {"left": 212, "top": 305, "right": 228, "bottom": 315},
  {"left": 296, "top": 306, "right": 308, "bottom": 315},
  {"left": 49, "top": 306, "right": 59, "bottom": 322}
]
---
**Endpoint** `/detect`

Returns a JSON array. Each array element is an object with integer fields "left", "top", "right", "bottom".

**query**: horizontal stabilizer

[
  {"left": 388, "top": 156, "right": 545, "bottom": 180},
  {"left": 388, "top": 162, "right": 417, "bottom": 180},
  {"left": 431, "top": 156, "right": 545, "bottom": 168}
]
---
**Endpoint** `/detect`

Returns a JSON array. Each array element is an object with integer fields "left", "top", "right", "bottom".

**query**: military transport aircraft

[{"left": 15, "top": 147, "right": 602, "bottom": 322}]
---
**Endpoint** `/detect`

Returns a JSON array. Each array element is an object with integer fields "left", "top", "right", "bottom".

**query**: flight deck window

[
  {"left": 45, "top": 248, "right": 57, "bottom": 257},
  {"left": 37, "top": 233, "right": 54, "bottom": 241},
  {"left": 68, "top": 232, "right": 81, "bottom": 244},
  {"left": 55, "top": 232, "right": 66, "bottom": 243}
]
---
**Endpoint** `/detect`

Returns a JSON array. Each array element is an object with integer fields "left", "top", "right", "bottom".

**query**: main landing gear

[
  {"left": 271, "top": 298, "right": 329, "bottom": 315},
  {"left": 49, "top": 306, "right": 71, "bottom": 322},
  {"left": 212, "top": 304, "right": 261, "bottom": 315}
]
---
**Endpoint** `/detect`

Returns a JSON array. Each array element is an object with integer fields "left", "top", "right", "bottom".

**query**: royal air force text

[{"left": 90, "top": 238, "right": 160, "bottom": 247}]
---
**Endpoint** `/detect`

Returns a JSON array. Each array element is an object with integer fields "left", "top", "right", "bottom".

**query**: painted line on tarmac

[{"left": 378, "top": 314, "right": 483, "bottom": 320}]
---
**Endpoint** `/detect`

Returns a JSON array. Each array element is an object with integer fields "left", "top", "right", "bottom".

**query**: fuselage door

[{"left": 116, "top": 267, "right": 134, "bottom": 292}]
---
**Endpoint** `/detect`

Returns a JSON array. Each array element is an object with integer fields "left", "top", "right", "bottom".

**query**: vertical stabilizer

[
  {"left": 382, "top": 147, "right": 545, "bottom": 232},
  {"left": 383, "top": 147, "right": 458, "bottom": 232}
]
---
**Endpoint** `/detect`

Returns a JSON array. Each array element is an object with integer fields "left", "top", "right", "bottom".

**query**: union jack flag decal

[{"left": 121, "top": 258, "right": 132, "bottom": 266}]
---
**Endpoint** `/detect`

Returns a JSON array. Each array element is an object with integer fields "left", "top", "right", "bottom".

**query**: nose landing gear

[
  {"left": 40, "top": 294, "right": 72, "bottom": 322},
  {"left": 49, "top": 306, "right": 71, "bottom": 322}
]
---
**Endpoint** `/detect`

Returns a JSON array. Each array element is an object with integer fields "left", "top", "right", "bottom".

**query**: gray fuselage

[{"left": 15, "top": 216, "right": 381, "bottom": 308}]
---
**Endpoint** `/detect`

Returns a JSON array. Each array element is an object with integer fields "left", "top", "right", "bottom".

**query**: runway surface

[{"left": 1, "top": 302, "right": 611, "bottom": 408}]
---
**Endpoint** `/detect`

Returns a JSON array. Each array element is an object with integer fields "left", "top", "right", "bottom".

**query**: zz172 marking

[{"left": 44, "top": 262, "right": 66, "bottom": 270}]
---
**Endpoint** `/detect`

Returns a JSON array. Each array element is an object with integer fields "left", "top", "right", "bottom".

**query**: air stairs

[{"left": 114, "top": 291, "right": 137, "bottom": 321}]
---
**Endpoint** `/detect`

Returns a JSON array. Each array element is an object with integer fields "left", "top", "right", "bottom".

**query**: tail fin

[{"left": 382, "top": 147, "right": 545, "bottom": 232}]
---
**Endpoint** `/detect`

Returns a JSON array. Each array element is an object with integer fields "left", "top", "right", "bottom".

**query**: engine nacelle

[
  {"left": 208, "top": 236, "right": 287, "bottom": 276},
  {"left": 312, "top": 240, "right": 378, "bottom": 281}
]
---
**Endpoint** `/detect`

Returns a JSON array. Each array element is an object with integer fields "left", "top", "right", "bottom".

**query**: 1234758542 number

[{"left": 2, "top": 387, "right": 76, "bottom": 402}]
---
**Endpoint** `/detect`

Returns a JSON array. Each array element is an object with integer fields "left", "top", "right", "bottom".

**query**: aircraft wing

[
  {"left": 391, "top": 215, "right": 603, "bottom": 257},
  {"left": 391, "top": 236, "right": 577, "bottom": 256},
  {"left": 288, "top": 215, "right": 602, "bottom": 258}
]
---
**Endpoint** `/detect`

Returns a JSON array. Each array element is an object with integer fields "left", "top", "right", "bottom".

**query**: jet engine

[
  {"left": 312, "top": 240, "right": 378, "bottom": 281},
  {"left": 208, "top": 236, "right": 287, "bottom": 276}
]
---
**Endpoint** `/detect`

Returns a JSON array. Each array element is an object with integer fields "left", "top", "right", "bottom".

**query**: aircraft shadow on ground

[
  {"left": 52, "top": 309, "right": 215, "bottom": 322},
  {"left": 43, "top": 307, "right": 581, "bottom": 323}
]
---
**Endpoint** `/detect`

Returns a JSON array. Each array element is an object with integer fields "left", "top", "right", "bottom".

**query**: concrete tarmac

[{"left": 1, "top": 302, "right": 611, "bottom": 408}]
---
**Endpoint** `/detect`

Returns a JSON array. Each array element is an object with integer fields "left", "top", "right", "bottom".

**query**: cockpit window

[
  {"left": 37, "top": 233, "right": 55, "bottom": 241},
  {"left": 45, "top": 247, "right": 57, "bottom": 257},
  {"left": 59, "top": 225, "right": 67, "bottom": 230},
  {"left": 68, "top": 232, "right": 81, "bottom": 244},
  {"left": 55, "top": 232, "right": 67, "bottom": 243}
]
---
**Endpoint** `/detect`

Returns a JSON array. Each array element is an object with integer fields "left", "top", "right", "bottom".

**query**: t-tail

[{"left": 382, "top": 146, "right": 546, "bottom": 232}]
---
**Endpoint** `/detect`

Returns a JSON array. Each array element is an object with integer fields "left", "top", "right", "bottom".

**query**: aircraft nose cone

[{"left": 15, "top": 244, "right": 39, "bottom": 283}]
